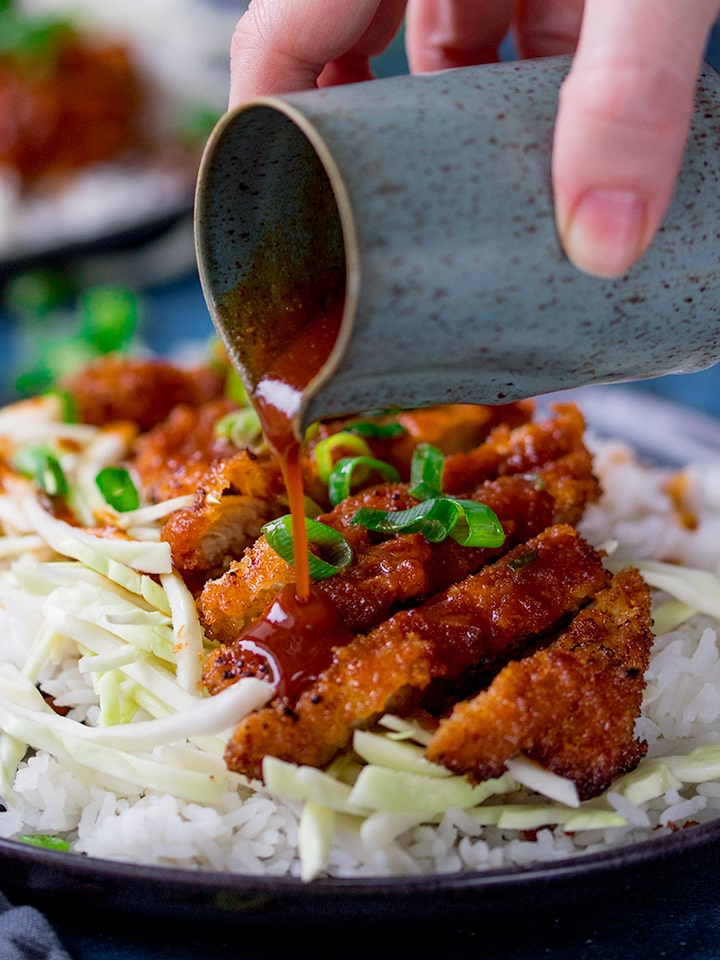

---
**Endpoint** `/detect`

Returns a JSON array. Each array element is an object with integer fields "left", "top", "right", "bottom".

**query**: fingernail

[{"left": 562, "top": 189, "right": 647, "bottom": 278}]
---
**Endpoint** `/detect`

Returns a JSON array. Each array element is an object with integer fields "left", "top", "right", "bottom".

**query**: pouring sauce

[
  {"left": 233, "top": 295, "right": 352, "bottom": 699},
  {"left": 249, "top": 301, "right": 342, "bottom": 599}
]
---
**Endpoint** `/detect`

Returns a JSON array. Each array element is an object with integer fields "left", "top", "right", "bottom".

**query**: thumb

[{"left": 552, "top": 1, "right": 719, "bottom": 278}]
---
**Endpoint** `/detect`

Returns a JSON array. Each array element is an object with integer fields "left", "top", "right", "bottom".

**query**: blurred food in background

[
  {"left": 1, "top": 266, "right": 219, "bottom": 400},
  {"left": 0, "top": 0, "right": 240, "bottom": 267}
]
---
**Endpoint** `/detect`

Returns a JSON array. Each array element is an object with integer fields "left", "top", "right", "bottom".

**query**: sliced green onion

[
  {"left": 14, "top": 445, "right": 68, "bottom": 497},
  {"left": 345, "top": 419, "right": 406, "bottom": 439},
  {"left": 351, "top": 498, "right": 458, "bottom": 543},
  {"left": 409, "top": 443, "right": 445, "bottom": 500},
  {"left": 39, "top": 456, "right": 68, "bottom": 498},
  {"left": 95, "top": 466, "right": 140, "bottom": 513},
  {"left": 446, "top": 499, "right": 506, "bottom": 547},
  {"left": 313, "top": 432, "right": 372, "bottom": 484},
  {"left": 80, "top": 287, "right": 138, "bottom": 354},
  {"left": 2, "top": 267, "right": 75, "bottom": 319},
  {"left": 328, "top": 456, "right": 400, "bottom": 506},
  {"left": 176, "top": 101, "right": 222, "bottom": 146},
  {"left": 0, "top": 10, "right": 75, "bottom": 61},
  {"left": 46, "top": 389, "right": 76, "bottom": 423},
  {"left": 351, "top": 496, "right": 504, "bottom": 548},
  {"left": 262, "top": 515, "right": 353, "bottom": 580},
  {"left": 14, "top": 367, "right": 54, "bottom": 398},
  {"left": 17, "top": 834, "right": 71, "bottom": 852},
  {"left": 224, "top": 367, "right": 248, "bottom": 405},
  {"left": 214, "top": 408, "right": 262, "bottom": 448},
  {"left": 508, "top": 549, "right": 538, "bottom": 572}
]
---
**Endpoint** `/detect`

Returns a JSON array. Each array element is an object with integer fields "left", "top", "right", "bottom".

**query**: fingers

[
  {"left": 228, "top": 0, "right": 406, "bottom": 106},
  {"left": 553, "top": 0, "right": 720, "bottom": 277},
  {"left": 405, "top": 0, "right": 516, "bottom": 70},
  {"left": 514, "top": 0, "right": 584, "bottom": 59}
]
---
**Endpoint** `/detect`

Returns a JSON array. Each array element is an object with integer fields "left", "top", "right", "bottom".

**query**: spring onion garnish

[
  {"left": 2, "top": 267, "right": 75, "bottom": 319},
  {"left": 17, "top": 834, "right": 72, "bottom": 852},
  {"left": 409, "top": 443, "right": 445, "bottom": 500},
  {"left": 176, "top": 102, "right": 223, "bottom": 146},
  {"left": 46, "top": 389, "right": 76, "bottom": 423},
  {"left": 313, "top": 432, "right": 372, "bottom": 484},
  {"left": 508, "top": 549, "right": 537, "bottom": 572},
  {"left": 351, "top": 497, "right": 504, "bottom": 547},
  {"left": 224, "top": 367, "right": 248, "bottom": 405},
  {"left": 344, "top": 419, "right": 406, "bottom": 439},
  {"left": 80, "top": 287, "right": 139, "bottom": 354},
  {"left": 95, "top": 466, "right": 140, "bottom": 513},
  {"left": 214, "top": 408, "right": 262, "bottom": 449},
  {"left": 14, "top": 445, "right": 68, "bottom": 497},
  {"left": 328, "top": 457, "right": 400, "bottom": 507},
  {"left": 349, "top": 442, "right": 504, "bottom": 548},
  {"left": 262, "top": 516, "right": 353, "bottom": 580},
  {"left": 0, "top": 8, "right": 74, "bottom": 62}
]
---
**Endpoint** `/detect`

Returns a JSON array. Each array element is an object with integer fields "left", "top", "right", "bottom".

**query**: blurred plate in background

[{"left": 0, "top": 0, "right": 243, "bottom": 284}]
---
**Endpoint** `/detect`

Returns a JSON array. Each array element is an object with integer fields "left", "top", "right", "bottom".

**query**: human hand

[{"left": 228, "top": 0, "right": 720, "bottom": 278}]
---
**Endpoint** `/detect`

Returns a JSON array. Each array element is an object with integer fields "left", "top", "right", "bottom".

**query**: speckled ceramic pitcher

[{"left": 195, "top": 55, "right": 720, "bottom": 436}]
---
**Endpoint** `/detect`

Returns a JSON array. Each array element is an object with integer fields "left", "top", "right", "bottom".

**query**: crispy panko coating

[
  {"left": 61, "top": 355, "right": 226, "bottom": 432},
  {"left": 223, "top": 525, "right": 611, "bottom": 781},
  {"left": 302, "top": 401, "right": 535, "bottom": 499},
  {"left": 201, "top": 532, "right": 435, "bottom": 693},
  {"left": 425, "top": 567, "right": 654, "bottom": 799},
  {"left": 160, "top": 449, "right": 287, "bottom": 582},
  {"left": 441, "top": 402, "right": 590, "bottom": 495},
  {"left": 198, "top": 404, "right": 600, "bottom": 649},
  {"left": 200, "top": 537, "right": 295, "bottom": 653},
  {"left": 132, "top": 398, "right": 238, "bottom": 501},
  {"left": 199, "top": 468, "right": 577, "bottom": 661}
]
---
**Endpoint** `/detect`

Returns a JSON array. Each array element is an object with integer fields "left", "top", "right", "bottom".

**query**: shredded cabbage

[{"left": 2, "top": 393, "right": 720, "bottom": 883}]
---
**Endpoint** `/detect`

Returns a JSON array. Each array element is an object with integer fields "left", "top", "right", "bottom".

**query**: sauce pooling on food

[{"left": 237, "top": 584, "right": 353, "bottom": 701}]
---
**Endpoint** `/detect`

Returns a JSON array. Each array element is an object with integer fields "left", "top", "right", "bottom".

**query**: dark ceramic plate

[
  {"left": 0, "top": 202, "right": 194, "bottom": 289},
  {"left": 2, "top": 385, "right": 720, "bottom": 929}
]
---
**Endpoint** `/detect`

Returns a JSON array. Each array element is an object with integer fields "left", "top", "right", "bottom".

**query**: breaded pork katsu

[
  {"left": 62, "top": 356, "right": 654, "bottom": 804},
  {"left": 221, "top": 524, "right": 614, "bottom": 781},
  {"left": 425, "top": 566, "right": 654, "bottom": 799}
]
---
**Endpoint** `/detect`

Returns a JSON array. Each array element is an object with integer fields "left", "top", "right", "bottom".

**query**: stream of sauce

[
  {"left": 237, "top": 299, "right": 352, "bottom": 700},
  {"left": 249, "top": 303, "right": 341, "bottom": 599}
]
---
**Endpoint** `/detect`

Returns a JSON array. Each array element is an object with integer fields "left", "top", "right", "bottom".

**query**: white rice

[{"left": 2, "top": 424, "right": 720, "bottom": 880}]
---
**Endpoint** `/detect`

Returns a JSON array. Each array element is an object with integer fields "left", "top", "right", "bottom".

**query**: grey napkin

[{"left": 0, "top": 894, "right": 72, "bottom": 960}]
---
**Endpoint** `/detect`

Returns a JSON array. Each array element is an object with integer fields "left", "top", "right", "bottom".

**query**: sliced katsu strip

[
  {"left": 223, "top": 525, "right": 611, "bottom": 781},
  {"left": 200, "top": 462, "right": 596, "bottom": 693},
  {"left": 201, "top": 531, "right": 436, "bottom": 693},
  {"left": 425, "top": 567, "right": 654, "bottom": 799},
  {"left": 198, "top": 420, "right": 600, "bottom": 651},
  {"left": 302, "top": 400, "right": 534, "bottom": 496},
  {"left": 132, "top": 397, "right": 238, "bottom": 501},
  {"left": 441, "top": 402, "right": 589, "bottom": 496},
  {"left": 61, "top": 354, "right": 226, "bottom": 432},
  {"left": 159, "top": 449, "right": 287, "bottom": 582}
]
